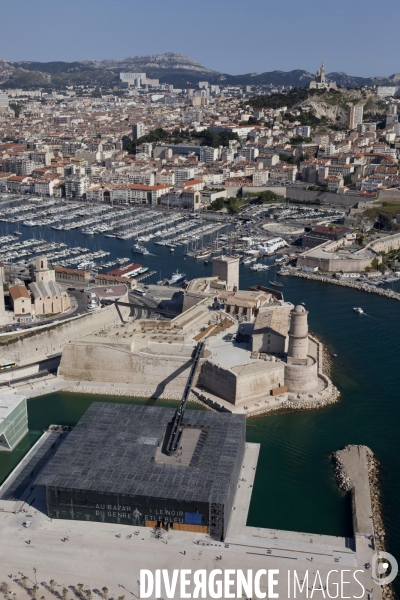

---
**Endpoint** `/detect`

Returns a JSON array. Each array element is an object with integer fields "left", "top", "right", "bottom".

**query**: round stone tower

[
  {"left": 284, "top": 305, "right": 319, "bottom": 394},
  {"left": 287, "top": 305, "right": 309, "bottom": 363}
]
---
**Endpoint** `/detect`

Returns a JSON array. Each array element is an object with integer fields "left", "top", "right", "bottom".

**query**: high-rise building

[
  {"left": 348, "top": 104, "right": 364, "bottom": 129},
  {"left": 386, "top": 103, "right": 398, "bottom": 127},
  {"left": 132, "top": 122, "right": 145, "bottom": 140},
  {"left": 0, "top": 93, "right": 9, "bottom": 113}
]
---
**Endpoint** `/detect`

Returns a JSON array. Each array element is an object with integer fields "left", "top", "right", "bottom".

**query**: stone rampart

[
  {"left": 0, "top": 301, "right": 130, "bottom": 366},
  {"left": 198, "top": 360, "right": 284, "bottom": 405},
  {"left": 368, "top": 231, "right": 400, "bottom": 254},
  {"left": 59, "top": 341, "right": 202, "bottom": 388}
]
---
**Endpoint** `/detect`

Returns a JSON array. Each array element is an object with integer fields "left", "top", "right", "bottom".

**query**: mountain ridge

[{"left": 0, "top": 53, "right": 399, "bottom": 90}]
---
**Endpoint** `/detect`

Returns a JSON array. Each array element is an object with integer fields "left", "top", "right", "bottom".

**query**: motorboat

[
  {"left": 353, "top": 307, "right": 364, "bottom": 314},
  {"left": 132, "top": 244, "right": 149, "bottom": 255}
]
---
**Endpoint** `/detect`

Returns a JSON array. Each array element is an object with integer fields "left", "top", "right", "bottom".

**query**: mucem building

[
  {"left": 0, "top": 395, "right": 28, "bottom": 452},
  {"left": 38, "top": 403, "right": 246, "bottom": 540}
]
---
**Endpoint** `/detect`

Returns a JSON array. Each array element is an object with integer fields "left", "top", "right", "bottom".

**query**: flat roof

[
  {"left": 107, "top": 263, "right": 142, "bottom": 276},
  {"left": 38, "top": 403, "right": 246, "bottom": 505},
  {"left": 0, "top": 395, "right": 26, "bottom": 422}
]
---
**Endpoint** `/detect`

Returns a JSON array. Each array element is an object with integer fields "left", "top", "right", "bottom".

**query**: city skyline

[{"left": 1, "top": 0, "right": 400, "bottom": 77}]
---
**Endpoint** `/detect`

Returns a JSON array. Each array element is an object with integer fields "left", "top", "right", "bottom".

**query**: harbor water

[{"left": 0, "top": 219, "right": 399, "bottom": 585}]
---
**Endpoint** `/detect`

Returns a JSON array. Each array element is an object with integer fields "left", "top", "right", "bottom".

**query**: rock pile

[
  {"left": 332, "top": 446, "right": 353, "bottom": 492},
  {"left": 282, "top": 385, "right": 340, "bottom": 411}
]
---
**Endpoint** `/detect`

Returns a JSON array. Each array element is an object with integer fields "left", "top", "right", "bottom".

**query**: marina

[
  {"left": 0, "top": 199, "right": 400, "bottom": 594},
  {"left": 0, "top": 197, "right": 299, "bottom": 285}
]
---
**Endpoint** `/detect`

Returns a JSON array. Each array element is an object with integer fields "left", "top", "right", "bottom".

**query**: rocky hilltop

[
  {"left": 298, "top": 88, "right": 386, "bottom": 122},
  {"left": 83, "top": 52, "right": 218, "bottom": 74}
]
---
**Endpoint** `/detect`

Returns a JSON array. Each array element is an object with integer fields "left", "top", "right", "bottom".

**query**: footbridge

[{"left": 165, "top": 341, "right": 205, "bottom": 456}]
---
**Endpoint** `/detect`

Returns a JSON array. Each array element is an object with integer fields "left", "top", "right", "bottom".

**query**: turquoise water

[{"left": 0, "top": 221, "right": 399, "bottom": 588}]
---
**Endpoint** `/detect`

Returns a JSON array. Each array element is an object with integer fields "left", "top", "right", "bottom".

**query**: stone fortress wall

[
  {"left": 0, "top": 298, "right": 130, "bottom": 366},
  {"left": 198, "top": 360, "right": 284, "bottom": 405},
  {"left": 59, "top": 340, "right": 205, "bottom": 389}
]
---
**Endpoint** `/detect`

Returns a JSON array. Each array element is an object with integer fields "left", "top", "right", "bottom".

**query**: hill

[{"left": 1, "top": 53, "right": 400, "bottom": 90}]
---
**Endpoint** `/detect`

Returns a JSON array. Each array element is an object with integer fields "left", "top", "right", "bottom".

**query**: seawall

[
  {"left": 283, "top": 269, "right": 400, "bottom": 301},
  {"left": 0, "top": 301, "right": 130, "bottom": 366}
]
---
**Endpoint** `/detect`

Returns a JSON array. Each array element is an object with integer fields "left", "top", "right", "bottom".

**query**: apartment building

[{"left": 65, "top": 174, "right": 90, "bottom": 199}]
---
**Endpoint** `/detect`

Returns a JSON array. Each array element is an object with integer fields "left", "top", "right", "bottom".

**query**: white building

[
  {"left": 200, "top": 147, "right": 220, "bottom": 163},
  {"left": 376, "top": 86, "right": 399, "bottom": 98},
  {"left": 348, "top": 105, "right": 364, "bottom": 130},
  {"left": 252, "top": 170, "right": 269, "bottom": 186},
  {"left": 120, "top": 73, "right": 146, "bottom": 87},
  {"left": 155, "top": 170, "right": 175, "bottom": 185},
  {"left": 296, "top": 126, "right": 311, "bottom": 138},
  {"left": 132, "top": 123, "right": 145, "bottom": 139},
  {"left": 174, "top": 167, "right": 195, "bottom": 182},
  {"left": 0, "top": 93, "right": 10, "bottom": 113},
  {"left": 386, "top": 104, "right": 398, "bottom": 127},
  {"left": 34, "top": 177, "right": 60, "bottom": 197},
  {"left": 238, "top": 146, "right": 259, "bottom": 161},
  {"left": 65, "top": 175, "right": 90, "bottom": 199}
]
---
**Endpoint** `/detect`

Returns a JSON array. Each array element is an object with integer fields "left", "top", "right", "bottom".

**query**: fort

[{"left": 53, "top": 255, "right": 338, "bottom": 415}]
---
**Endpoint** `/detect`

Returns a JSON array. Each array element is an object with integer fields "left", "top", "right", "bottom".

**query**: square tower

[
  {"left": 211, "top": 256, "right": 239, "bottom": 291},
  {"left": 30, "top": 256, "right": 55, "bottom": 283}
]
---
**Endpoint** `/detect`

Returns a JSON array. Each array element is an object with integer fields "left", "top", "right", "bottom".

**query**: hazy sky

[{"left": 2, "top": 0, "right": 400, "bottom": 76}]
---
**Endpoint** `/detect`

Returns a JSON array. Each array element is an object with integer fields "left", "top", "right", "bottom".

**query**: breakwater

[
  {"left": 333, "top": 445, "right": 394, "bottom": 600},
  {"left": 282, "top": 269, "right": 400, "bottom": 300}
]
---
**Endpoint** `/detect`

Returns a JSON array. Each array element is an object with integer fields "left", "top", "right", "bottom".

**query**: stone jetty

[
  {"left": 283, "top": 269, "right": 400, "bottom": 301},
  {"left": 333, "top": 445, "right": 394, "bottom": 600}
]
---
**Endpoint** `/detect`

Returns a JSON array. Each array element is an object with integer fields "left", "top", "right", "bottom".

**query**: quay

[
  {"left": 0, "top": 438, "right": 384, "bottom": 598},
  {"left": 282, "top": 268, "right": 400, "bottom": 301}
]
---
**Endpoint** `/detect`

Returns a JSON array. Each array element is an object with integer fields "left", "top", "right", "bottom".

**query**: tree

[
  {"left": 9, "top": 103, "right": 21, "bottom": 117},
  {"left": 343, "top": 175, "right": 353, "bottom": 186},
  {"left": 50, "top": 580, "right": 56, "bottom": 593},
  {"left": 102, "top": 587, "right": 108, "bottom": 600},
  {"left": 371, "top": 258, "right": 379, "bottom": 270},
  {"left": 1, "top": 582, "right": 9, "bottom": 595},
  {"left": 62, "top": 587, "right": 68, "bottom": 600}
]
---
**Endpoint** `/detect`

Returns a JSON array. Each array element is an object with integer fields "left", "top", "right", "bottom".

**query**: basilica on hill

[{"left": 308, "top": 60, "right": 337, "bottom": 90}]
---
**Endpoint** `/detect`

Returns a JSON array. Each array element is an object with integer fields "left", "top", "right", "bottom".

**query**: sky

[{"left": 1, "top": 0, "right": 400, "bottom": 77}]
